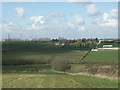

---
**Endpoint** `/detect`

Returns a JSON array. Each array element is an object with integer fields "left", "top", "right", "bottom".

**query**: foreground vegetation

[
  {"left": 2, "top": 73, "right": 118, "bottom": 88},
  {"left": 3, "top": 63, "right": 118, "bottom": 79}
]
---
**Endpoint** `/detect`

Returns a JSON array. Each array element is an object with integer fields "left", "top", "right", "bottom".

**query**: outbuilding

[{"left": 103, "top": 45, "right": 113, "bottom": 48}]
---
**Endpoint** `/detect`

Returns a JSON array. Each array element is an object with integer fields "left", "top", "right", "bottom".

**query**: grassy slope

[
  {"left": 84, "top": 50, "right": 118, "bottom": 63},
  {"left": 3, "top": 49, "right": 87, "bottom": 64},
  {"left": 2, "top": 73, "right": 118, "bottom": 88},
  {"left": 3, "top": 42, "right": 89, "bottom": 65},
  {"left": 2, "top": 42, "right": 47, "bottom": 51},
  {"left": 2, "top": 65, "right": 118, "bottom": 88}
]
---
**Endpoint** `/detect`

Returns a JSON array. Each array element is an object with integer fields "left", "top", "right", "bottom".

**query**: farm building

[
  {"left": 98, "top": 39, "right": 114, "bottom": 44},
  {"left": 91, "top": 49, "right": 98, "bottom": 51},
  {"left": 98, "top": 45, "right": 119, "bottom": 51},
  {"left": 103, "top": 45, "right": 113, "bottom": 48},
  {"left": 55, "top": 42, "right": 60, "bottom": 45},
  {"left": 54, "top": 41, "right": 69, "bottom": 46}
]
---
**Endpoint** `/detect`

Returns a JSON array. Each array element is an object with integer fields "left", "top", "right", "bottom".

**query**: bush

[{"left": 51, "top": 59, "right": 71, "bottom": 72}]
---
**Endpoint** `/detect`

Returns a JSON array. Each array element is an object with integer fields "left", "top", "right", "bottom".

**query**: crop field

[{"left": 84, "top": 50, "right": 119, "bottom": 63}]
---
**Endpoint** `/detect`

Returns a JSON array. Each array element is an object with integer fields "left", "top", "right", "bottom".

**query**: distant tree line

[
  {"left": 3, "top": 38, "right": 119, "bottom": 48},
  {"left": 51, "top": 38, "right": 99, "bottom": 48}
]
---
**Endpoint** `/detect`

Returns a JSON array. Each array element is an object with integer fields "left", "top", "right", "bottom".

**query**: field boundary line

[{"left": 81, "top": 48, "right": 92, "bottom": 60}]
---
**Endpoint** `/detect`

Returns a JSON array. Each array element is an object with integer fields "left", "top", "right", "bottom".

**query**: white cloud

[
  {"left": 78, "top": 26, "right": 86, "bottom": 31},
  {"left": 28, "top": 16, "right": 49, "bottom": 30},
  {"left": 66, "top": 22, "right": 75, "bottom": 28},
  {"left": 90, "top": 8, "right": 118, "bottom": 28},
  {"left": 29, "top": 16, "right": 44, "bottom": 24},
  {"left": 74, "top": 15, "right": 84, "bottom": 24},
  {"left": 3, "top": 22, "right": 27, "bottom": 32},
  {"left": 15, "top": 7, "right": 24, "bottom": 18},
  {"left": 27, "top": 23, "right": 48, "bottom": 30},
  {"left": 30, "top": 23, "right": 40, "bottom": 30},
  {"left": 3, "top": 22, "right": 16, "bottom": 32},
  {"left": 51, "top": 20, "right": 60, "bottom": 24},
  {"left": 91, "top": 17, "right": 101, "bottom": 24},
  {"left": 50, "top": 12, "right": 65, "bottom": 17},
  {"left": 60, "top": 22, "right": 74, "bottom": 30},
  {"left": 109, "top": 9, "right": 118, "bottom": 19},
  {"left": 100, "top": 13, "right": 117, "bottom": 27},
  {"left": 2, "top": 22, "right": 30, "bottom": 39},
  {"left": 103, "top": 13, "right": 109, "bottom": 21},
  {"left": 87, "top": 4, "right": 101, "bottom": 16},
  {"left": 59, "top": 15, "right": 85, "bottom": 32},
  {"left": 2, "top": 19, "right": 118, "bottom": 40},
  {"left": 99, "top": 9, "right": 118, "bottom": 27}
]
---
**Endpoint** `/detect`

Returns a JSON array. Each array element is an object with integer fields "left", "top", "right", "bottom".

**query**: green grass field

[
  {"left": 3, "top": 42, "right": 89, "bottom": 65},
  {"left": 3, "top": 49, "right": 88, "bottom": 65},
  {"left": 2, "top": 41, "right": 47, "bottom": 51},
  {"left": 2, "top": 64, "right": 119, "bottom": 88},
  {"left": 84, "top": 50, "right": 118, "bottom": 63},
  {"left": 2, "top": 73, "right": 118, "bottom": 88}
]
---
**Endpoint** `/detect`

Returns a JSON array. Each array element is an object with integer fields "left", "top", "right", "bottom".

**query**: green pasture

[
  {"left": 3, "top": 49, "right": 88, "bottom": 65},
  {"left": 84, "top": 50, "right": 119, "bottom": 63},
  {"left": 2, "top": 41, "right": 48, "bottom": 51},
  {"left": 3, "top": 42, "right": 89, "bottom": 65}
]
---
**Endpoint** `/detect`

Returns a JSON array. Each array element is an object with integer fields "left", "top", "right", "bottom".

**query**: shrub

[{"left": 51, "top": 59, "right": 71, "bottom": 72}]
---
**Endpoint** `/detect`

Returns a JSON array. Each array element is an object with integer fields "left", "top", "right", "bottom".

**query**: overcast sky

[{"left": 2, "top": 1, "right": 118, "bottom": 39}]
